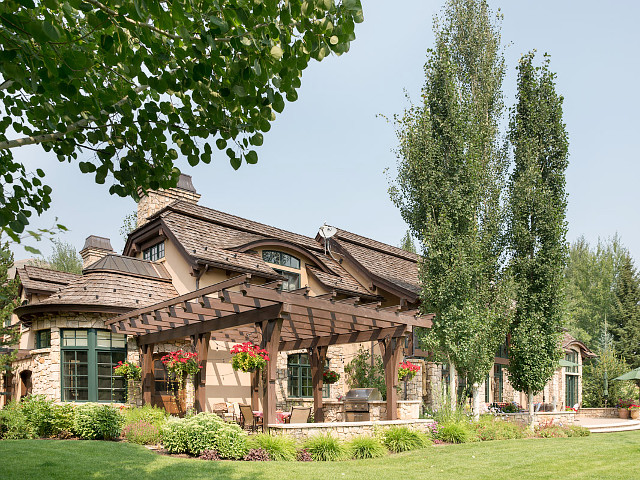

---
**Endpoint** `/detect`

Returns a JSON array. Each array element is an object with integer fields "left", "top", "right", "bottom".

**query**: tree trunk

[
  {"left": 528, "top": 388, "right": 534, "bottom": 431},
  {"left": 449, "top": 362, "right": 456, "bottom": 411},
  {"left": 472, "top": 383, "right": 480, "bottom": 421}
]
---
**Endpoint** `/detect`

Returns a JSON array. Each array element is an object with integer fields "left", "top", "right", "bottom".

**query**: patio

[{"left": 106, "top": 274, "right": 432, "bottom": 429}]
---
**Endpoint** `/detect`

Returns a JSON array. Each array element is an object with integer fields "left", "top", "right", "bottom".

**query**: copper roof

[
  {"left": 84, "top": 254, "right": 171, "bottom": 280},
  {"left": 81, "top": 235, "right": 114, "bottom": 252}
]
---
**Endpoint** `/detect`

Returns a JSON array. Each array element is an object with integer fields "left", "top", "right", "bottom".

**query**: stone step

[{"left": 588, "top": 422, "right": 640, "bottom": 433}]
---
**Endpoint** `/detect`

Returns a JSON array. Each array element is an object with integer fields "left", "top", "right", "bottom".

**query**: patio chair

[
  {"left": 239, "top": 404, "right": 263, "bottom": 432},
  {"left": 287, "top": 406, "right": 311, "bottom": 424}
]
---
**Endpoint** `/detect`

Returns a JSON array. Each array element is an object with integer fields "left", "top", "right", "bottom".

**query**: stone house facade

[{"left": 2, "top": 174, "right": 593, "bottom": 418}]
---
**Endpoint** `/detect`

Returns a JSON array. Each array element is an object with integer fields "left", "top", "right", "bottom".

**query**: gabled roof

[{"left": 16, "top": 265, "right": 81, "bottom": 295}]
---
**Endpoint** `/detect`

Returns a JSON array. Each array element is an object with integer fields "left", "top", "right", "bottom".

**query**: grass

[{"left": 1, "top": 432, "right": 640, "bottom": 480}]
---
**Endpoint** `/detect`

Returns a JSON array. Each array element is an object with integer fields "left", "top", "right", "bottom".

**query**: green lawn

[{"left": 1, "top": 432, "right": 638, "bottom": 480}]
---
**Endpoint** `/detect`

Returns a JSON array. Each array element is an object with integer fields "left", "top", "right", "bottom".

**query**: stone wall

[
  {"left": 137, "top": 188, "right": 200, "bottom": 226},
  {"left": 502, "top": 411, "right": 576, "bottom": 426},
  {"left": 269, "top": 418, "right": 436, "bottom": 441},
  {"left": 576, "top": 408, "right": 618, "bottom": 418}
]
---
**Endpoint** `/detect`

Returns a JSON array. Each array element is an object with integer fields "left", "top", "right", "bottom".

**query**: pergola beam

[{"left": 279, "top": 325, "right": 408, "bottom": 351}]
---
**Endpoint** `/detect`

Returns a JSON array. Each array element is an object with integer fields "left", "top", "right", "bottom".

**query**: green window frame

[
  {"left": 496, "top": 340, "right": 508, "bottom": 359},
  {"left": 262, "top": 250, "right": 300, "bottom": 269},
  {"left": 493, "top": 364, "right": 503, "bottom": 403},
  {"left": 287, "top": 353, "right": 329, "bottom": 398},
  {"left": 484, "top": 374, "right": 490, "bottom": 403},
  {"left": 35, "top": 329, "right": 51, "bottom": 349},
  {"left": 143, "top": 241, "right": 165, "bottom": 261},
  {"left": 565, "top": 351, "right": 579, "bottom": 406},
  {"left": 61, "top": 329, "right": 127, "bottom": 403}
]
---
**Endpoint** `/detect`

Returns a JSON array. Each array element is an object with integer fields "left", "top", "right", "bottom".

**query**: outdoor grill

[{"left": 344, "top": 388, "right": 383, "bottom": 422}]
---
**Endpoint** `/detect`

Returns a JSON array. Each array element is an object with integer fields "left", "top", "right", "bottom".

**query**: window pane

[
  {"left": 113, "top": 389, "right": 126, "bottom": 403},
  {"left": 97, "top": 331, "right": 111, "bottom": 348},
  {"left": 113, "top": 377, "right": 125, "bottom": 389},
  {"left": 97, "top": 352, "right": 112, "bottom": 364},
  {"left": 98, "top": 390, "right": 112, "bottom": 401},
  {"left": 75, "top": 330, "right": 88, "bottom": 347},
  {"left": 98, "top": 377, "right": 112, "bottom": 389},
  {"left": 112, "top": 334, "right": 126, "bottom": 348},
  {"left": 98, "top": 364, "right": 112, "bottom": 376}
]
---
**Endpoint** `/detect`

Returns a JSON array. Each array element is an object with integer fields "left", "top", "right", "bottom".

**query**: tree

[
  {"left": 30, "top": 239, "right": 82, "bottom": 274},
  {"left": 506, "top": 52, "right": 569, "bottom": 424},
  {"left": 610, "top": 254, "right": 640, "bottom": 369},
  {"left": 564, "top": 235, "right": 627, "bottom": 345},
  {"left": 0, "top": 0, "right": 364, "bottom": 241},
  {"left": 344, "top": 348, "right": 387, "bottom": 400},
  {"left": 391, "top": 0, "right": 512, "bottom": 418},
  {"left": 0, "top": 243, "right": 20, "bottom": 370},
  {"left": 399, "top": 231, "right": 417, "bottom": 254},
  {"left": 120, "top": 210, "right": 138, "bottom": 242}
]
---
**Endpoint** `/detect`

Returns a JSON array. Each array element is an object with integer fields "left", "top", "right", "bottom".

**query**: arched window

[{"left": 262, "top": 250, "right": 301, "bottom": 291}]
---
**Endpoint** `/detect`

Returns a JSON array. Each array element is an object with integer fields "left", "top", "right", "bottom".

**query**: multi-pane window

[
  {"left": 262, "top": 250, "right": 300, "bottom": 269},
  {"left": 154, "top": 358, "right": 179, "bottom": 395},
  {"left": 35, "top": 329, "right": 51, "bottom": 349},
  {"left": 484, "top": 374, "right": 490, "bottom": 403},
  {"left": 61, "top": 329, "right": 127, "bottom": 402},
  {"left": 493, "top": 364, "right": 503, "bottom": 403},
  {"left": 274, "top": 269, "right": 300, "bottom": 291},
  {"left": 496, "top": 341, "right": 508, "bottom": 359},
  {"left": 287, "top": 353, "right": 329, "bottom": 398},
  {"left": 143, "top": 242, "right": 165, "bottom": 261},
  {"left": 565, "top": 351, "right": 579, "bottom": 407}
]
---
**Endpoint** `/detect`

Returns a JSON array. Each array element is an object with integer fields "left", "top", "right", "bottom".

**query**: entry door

[{"left": 151, "top": 356, "right": 184, "bottom": 415}]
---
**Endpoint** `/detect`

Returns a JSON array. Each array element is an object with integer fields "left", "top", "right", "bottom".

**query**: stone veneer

[
  {"left": 137, "top": 186, "right": 201, "bottom": 226},
  {"left": 269, "top": 418, "right": 435, "bottom": 441},
  {"left": 501, "top": 411, "right": 576, "bottom": 426}
]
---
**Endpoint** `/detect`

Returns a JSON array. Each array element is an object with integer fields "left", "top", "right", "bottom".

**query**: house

[{"left": 0, "top": 175, "right": 593, "bottom": 421}]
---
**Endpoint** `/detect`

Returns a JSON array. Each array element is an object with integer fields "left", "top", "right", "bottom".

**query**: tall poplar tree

[
  {"left": 506, "top": 52, "right": 569, "bottom": 422},
  {"left": 391, "top": 0, "right": 512, "bottom": 416}
]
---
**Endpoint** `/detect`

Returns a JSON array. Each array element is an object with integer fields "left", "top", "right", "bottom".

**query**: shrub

[
  {"left": 162, "top": 413, "right": 248, "bottom": 459},
  {"left": 297, "top": 448, "right": 313, "bottom": 462},
  {"left": 19, "top": 395, "right": 58, "bottom": 438},
  {"left": 472, "top": 417, "right": 525, "bottom": 441},
  {"left": 382, "top": 426, "right": 430, "bottom": 453},
  {"left": 199, "top": 450, "right": 221, "bottom": 461},
  {"left": 243, "top": 448, "right": 271, "bottom": 461},
  {"left": 304, "top": 433, "right": 348, "bottom": 461},
  {"left": 0, "top": 402, "right": 34, "bottom": 439},
  {"left": 437, "top": 422, "right": 471, "bottom": 444},
  {"left": 73, "top": 404, "right": 123, "bottom": 440},
  {"left": 249, "top": 434, "right": 297, "bottom": 461},
  {"left": 348, "top": 436, "right": 387, "bottom": 459},
  {"left": 122, "top": 405, "right": 168, "bottom": 431},
  {"left": 535, "top": 425, "right": 568, "bottom": 438},
  {"left": 162, "top": 417, "right": 191, "bottom": 454},
  {"left": 565, "top": 425, "right": 590, "bottom": 437},
  {"left": 122, "top": 420, "right": 161, "bottom": 445}
]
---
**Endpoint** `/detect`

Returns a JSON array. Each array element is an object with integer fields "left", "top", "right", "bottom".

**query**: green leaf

[
  {"left": 42, "top": 22, "right": 61, "bottom": 41},
  {"left": 24, "top": 246, "right": 41, "bottom": 255},
  {"left": 245, "top": 150, "right": 258, "bottom": 164},
  {"left": 270, "top": 45, "right": 284, "bottom": 60}
]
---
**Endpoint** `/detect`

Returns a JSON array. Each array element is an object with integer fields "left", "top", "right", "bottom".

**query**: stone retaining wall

[
  {"left": 501, "top": 411, "right": 576, "bottom": 426},
  {"left": 268, "top": 418, "right": 436, "bottom": 441},
  {"left": 576, "top": 408, "right": 618, "bottom": 418}
]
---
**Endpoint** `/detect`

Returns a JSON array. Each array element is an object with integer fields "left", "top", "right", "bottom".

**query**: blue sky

[{"left": 12, "top": 0, "right": 640, "bottom": 264}]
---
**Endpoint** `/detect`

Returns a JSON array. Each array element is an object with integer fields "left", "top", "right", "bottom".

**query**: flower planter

[
  {"left": 619, "top": 408, "right": 630, "bottom": 419},
  {"left": 630, "top": 409, "right": 640, "bottom": 420}
]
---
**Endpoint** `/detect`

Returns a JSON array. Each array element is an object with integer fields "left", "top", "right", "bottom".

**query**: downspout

[{"left": 194, "top": 264, "right": 209, "bottom": 290}]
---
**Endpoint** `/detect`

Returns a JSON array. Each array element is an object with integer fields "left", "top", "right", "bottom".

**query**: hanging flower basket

[
  {"left": 398, "top": 361, "right": 420, "bottom": 382},
  {"left": 160, "top": 350, "right": 202, "bottom": 379},
  {"left": 113, "top": 361, "right": 142, "bottom": 381},
  {"left": 230, "top": 342, "right": 269, "bottom": 373},
  {"left": 323, "top": 370, "right": 340, "bottom": 385}
]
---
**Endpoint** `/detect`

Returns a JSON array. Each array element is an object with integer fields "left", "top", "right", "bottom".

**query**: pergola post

[
  {"left": 260, "top": 318, "right": 283, "bottom": 430},
  {"left": 141, "top": 343, "right": 155, "bottom": 406},
  {"left": 310, "top": 345, "right": 328, "bottom": 423},
  {"left": 195, "top": 332, "right": 211, "bottom": 413},
  {"left": 379, "top": 336, "right": 404, "bottom": 421}
]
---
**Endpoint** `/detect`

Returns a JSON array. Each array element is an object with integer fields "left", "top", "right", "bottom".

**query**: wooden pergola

[{"left": 106, "top": 275, "right": 432, "bottom": 428}]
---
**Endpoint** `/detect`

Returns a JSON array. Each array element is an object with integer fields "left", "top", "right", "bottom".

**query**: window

[
  {"left": 262, "top": 250, "right": 300, "bottom": 269},
  {"left": 493, "top": 364, "right": 503, "bottom": 403},
  {"left": 35, "top": 329, "right": 51, "bottom": 349},
  {"left": 496, "top": 340, "right": 508, "bottom": 359},
  {"left": 565, "top": 351, "right": 579, "bottom": 407},
  {"left": 143, "top": 242, "right": 165, "bottom": 261},
  {"left": 154, "top": 359, "right": 179, "bottom": 395},
  {"left": 61, "top": 329, "right": 127, "bottom": 402},
  {"left": 274, "top": 269, "right": 300, "bottom": 291},
  {"left": 484, "top": 374, "right": 490, "bottom": 403},
  {"left": 287, "top": 353, "right": 329, "bottom": 398}
]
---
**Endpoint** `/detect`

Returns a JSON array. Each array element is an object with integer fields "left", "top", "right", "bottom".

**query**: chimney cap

[
  {"left": 176, "top": 174, "right": 197, "bottom": 193},
  {"left": 81, "top": 235, "right": 114, "bottom": 252}
]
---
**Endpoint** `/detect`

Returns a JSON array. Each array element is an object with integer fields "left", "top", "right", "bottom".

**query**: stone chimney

[
  {"left": 79, "top": 236, "right": 114, "bottom": 269},
  {"left": 137, "top": 174, "right": 201, "bottom": 227}
]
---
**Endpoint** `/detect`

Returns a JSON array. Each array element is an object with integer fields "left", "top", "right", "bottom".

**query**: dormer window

[
  {"left": 262, "top": 250, "right": 300, "bottom": 269},
  {"left": 143, "top": 241, "right": 165, "bottom": 261},
  {"left": 262, "top": 250, "right": 301, "bottom": 291}
]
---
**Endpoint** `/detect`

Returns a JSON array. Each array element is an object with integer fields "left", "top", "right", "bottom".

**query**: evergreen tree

[
  {"left": 610, "top": 254, "right": 640, "bottom": 368},
  {"left": 506, "top": 52, "right": 569, "bottom": 422},
  {"left": 0, "top": 243, "right": 21, "bottom": 369},
  {"left": 391, "top": 0, "right": 512, "bottom": 417},
  {"left": 400, "top": 231, "right": 417, "bottom": 254}
]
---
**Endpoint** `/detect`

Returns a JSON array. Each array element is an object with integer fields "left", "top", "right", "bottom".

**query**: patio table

[{"left": 253, "top": 410, "right": 291, "bottom": 424}]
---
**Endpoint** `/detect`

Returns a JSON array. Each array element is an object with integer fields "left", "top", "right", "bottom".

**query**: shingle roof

[
  {"left": 17, "top": 265, "right": 81, "bottom": 293},
  {"left": 35, "top": 271, "right": 177, "bottom": 309},
  {"left": 562, "top": 332, "right": 597, "bottom": 357}
]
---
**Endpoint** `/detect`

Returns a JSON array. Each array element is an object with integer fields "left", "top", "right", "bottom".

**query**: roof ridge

[
  {"left": 334, "top": 229, "right": 420, "bottom": 262},
  {"left": 163, "top": 201, "right": 324, "bottom": 251}
]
